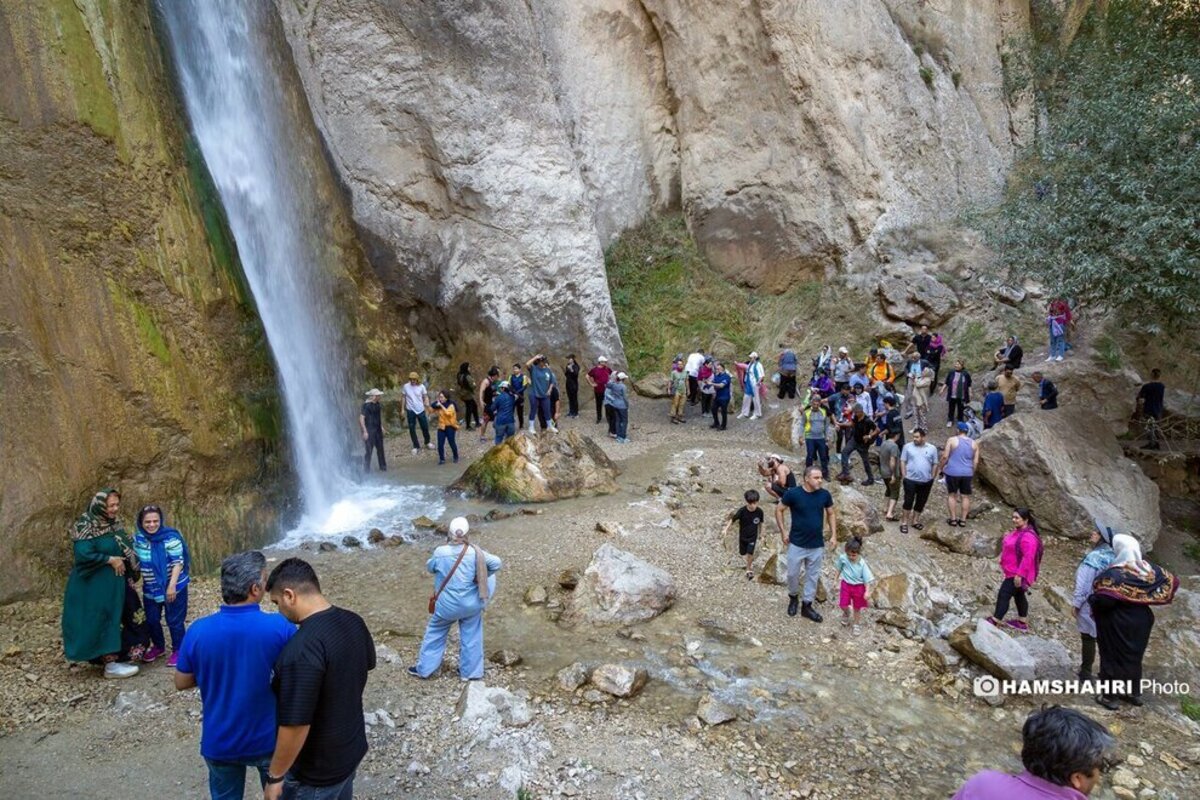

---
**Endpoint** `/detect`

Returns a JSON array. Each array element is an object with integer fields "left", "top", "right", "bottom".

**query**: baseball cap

[
  {"left": 616, "top": 371, "right": 628, "bottom": 379},
  {"left": 598, "top": 356, "right": 608, "bottom": 363},
  {"left": 408, "top": 371, "right": 420, "bottom": 380},
  {"left": 838, "top": 347, "right": 848, "bottom": 354},
  {"left": 956, "top": 422, "right": 970, "bottom": 432},
  {"left": 749, "top": 351, "right": 759, "bottom": 359},
  {"left": 449, "top": 516, "right": 469, "bottom": 536},
  {"left": 498, "top": 380, "right": 510, "bottom": 389},
  {"left": 365, "top": 388, "right": 384, "bottom": 396}
]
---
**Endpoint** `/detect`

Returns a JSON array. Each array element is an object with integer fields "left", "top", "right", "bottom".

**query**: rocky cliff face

[
  {"left": 0, "top": 0, "right": 291, "bottom": 600},
  {"left": 278, "top": 0, "right": 1031, "bottom": 308}
]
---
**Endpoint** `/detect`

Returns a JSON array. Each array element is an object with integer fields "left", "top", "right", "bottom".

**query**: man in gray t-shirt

[
  {"left": 898, "top": 428, "right": 940, "bottom": 533},
  {"left": 803, "top": 397, "right": 831, "bottom": 479},
  {"left": 877, "top": 428, "right": 901, "bottom": 522}
]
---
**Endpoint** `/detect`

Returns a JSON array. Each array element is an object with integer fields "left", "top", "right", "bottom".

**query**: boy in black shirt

[
  {"left": 264, "top": 559, "right": 375, "bottom": 800},
  {"left": 722, "top": 490, "right": 765, "bottom": 580}
]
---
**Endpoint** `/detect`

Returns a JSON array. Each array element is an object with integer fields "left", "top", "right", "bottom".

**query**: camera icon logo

[{"left": 974, "top": 675, "right": 1001, "bottom": 698}]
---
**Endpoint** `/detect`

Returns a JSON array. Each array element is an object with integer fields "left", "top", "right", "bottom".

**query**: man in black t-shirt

[
  {"left": 721, "top": 490, "right": 765, "bottom": 580},
  {"left": 359, "top": 389, "right": 386, "bottom": 472},
  {"left": 264, "top": 559, "right": 375, "bottom": 800},
  {"left": 1136, "top": 369, "right": 1166, "bottom": 449}
]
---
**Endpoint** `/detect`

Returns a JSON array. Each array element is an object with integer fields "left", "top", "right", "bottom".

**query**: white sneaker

[
  {"left": 548, "top": 425, "right": 559, "bottom": 433},
  {"left": 427, "top": 443, "right": 435, "bottom": 449},
  {"left": 736, "top": 414, "right": 747, "bottom": 419},
  {"left": 412, "top": 448, "right": 420, "bottom": 455},
  {"left": 104, "top": 661, "right": 138, "bottom": 679},
  {"left": 946, "top": 421, "right": 953, "bottom": 428},
  {"left": 1045, "top": 357, "right": 1054, "bottom": 362},
  {"left": 751, "top": 414, "right": 762, "bottom": 419},
  {"left": 1055, "top": 356, "right": 1063, "bottom": 362}
]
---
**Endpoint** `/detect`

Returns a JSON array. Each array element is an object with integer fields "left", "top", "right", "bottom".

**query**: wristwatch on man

[{"left": 266, "top": 773, "right": 285, "bottom": 785}]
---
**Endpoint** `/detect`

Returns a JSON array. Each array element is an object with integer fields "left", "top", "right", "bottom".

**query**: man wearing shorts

[
  {"left": 878, "top": 427, "right": 902, "bottom": 522},
  {"left": 899, "top": 427, "right": 939, "bottom": 534},
  {"left": 722, "top": 490, "right": 765, "bottom": 580},
  {"left": 941, "top": 422, "right": 980, "bottom": 526}
]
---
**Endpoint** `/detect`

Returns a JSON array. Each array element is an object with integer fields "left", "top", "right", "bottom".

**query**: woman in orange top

[{"left": 430, "top": 391, "right": 460, "bottom": 464}]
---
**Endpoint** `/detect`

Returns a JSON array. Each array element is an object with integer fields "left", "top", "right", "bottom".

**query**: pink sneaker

[
  {"left": 167, "top": 651, "right": 179, "bottom": 668},
  {"left": 142, "top": 645, "right": 165, "bottom": 663},
  {"left": 1005, "top": 619, "right": 1030, "bottom": 632}
]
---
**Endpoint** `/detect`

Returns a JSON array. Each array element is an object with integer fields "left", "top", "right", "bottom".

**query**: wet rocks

[
  {"left": 318, "top": 541, "right": 337, "bottom": 552},
  {"left": 367, "top": 528, "right": 385, "bottom": 544},
  {"left": 978, "top": 413, "right": 1161, "bottom": 547},
  {"left": 452, "top": 430, "right": 620, "bottom": 503},
  {"left": 589, "top": 663, "right": 648, "bottom": 698},
  {"left": 342, "top": 535, "right": 362, "bottom": 548},
  {"left": 695, "top": 693, "right": 737, "bottom": 726},
  {"left": 411, "top": 515, "right": 439, "bottom": 529},
  {"left": 949, "top": 619, "right": 1036, "bottom": 681},
  {"left": 569, "top": 544, "right": 677, "bottom": 625},
  {"left": 919, "top": 526, "right": 1000, "bottom": 558}
]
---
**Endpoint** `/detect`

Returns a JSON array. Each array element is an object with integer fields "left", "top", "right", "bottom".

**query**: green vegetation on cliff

[{"left": 988, "top": 0, "right": 1200, "bottom": 331}]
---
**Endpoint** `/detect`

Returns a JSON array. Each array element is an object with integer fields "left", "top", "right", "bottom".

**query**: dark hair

[
  {"left": 744, "top": 489, "right": 760, "bottom": 504},
  {"left": 568, "top": 354, "right": 576, "bottom": 361},
  {"left": 1013, "top": 507, "right": 1041, "bottom": 536},
  {"left": 913, "top": 426, "right": 927, "bottom": 435},
  {"left": 137, "top": 504, "right": 164, "bottom": 529},
  {"left": 845, "top": 536, "right": 863, "bottom": 554},
  {"left": 458, "top": 362, "right": 470, "bottom": 374},
  {"left": 804, "top": 465, "right": 823, "bottom": 478},
  {"left": 266, "top": 557, "right": 321, "bottom": 595},
  {"left": 1021, "top": 706, "right": 1115, "bottom": 786},
  {"left": 1150, "top": 368, "right": 1160, "bottom": 378},
  {"left": 883, "top": 395, "right": 896, "bottom": 407},
  {"left": 488, "top": 366, "right": 500, "bottom": 378},
  {"left": 221, "top": 551, "right": 267, "bottom": 604},
  {"left": 512, "top": 363, "right": 521, "bottom": 369}
]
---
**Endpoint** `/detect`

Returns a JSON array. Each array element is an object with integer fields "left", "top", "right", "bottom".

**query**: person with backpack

[
  {"left": 456, "top": 363, "right": 479, "bottom": 431},
  {"left": 988, "top": 508, "right": 1043, "bottom": 632},
  {"left": 778, "top": 348, "right": 798, "bottom": 399}
]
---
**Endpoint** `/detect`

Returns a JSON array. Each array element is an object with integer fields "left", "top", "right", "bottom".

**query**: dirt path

[{"left": 2, "top": 398, "right": 1198, "bottom": 799}]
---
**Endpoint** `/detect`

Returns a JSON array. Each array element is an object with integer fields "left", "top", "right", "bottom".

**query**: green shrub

[
  {"left": 919, "top": 66, "right": 935, "bottom": 89},
  {"left": 1182, "top": 695, "right": 1200, "bottom": 722}
]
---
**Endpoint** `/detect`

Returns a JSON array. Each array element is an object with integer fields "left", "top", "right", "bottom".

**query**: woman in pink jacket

[{"left": 987, "top": 508, "right": 1044, "bottom": 632}]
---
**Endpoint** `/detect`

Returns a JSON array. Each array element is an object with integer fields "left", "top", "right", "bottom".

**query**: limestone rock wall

[
  {"left": 278, "top": 0, "right": 1030, "bottom": 307},
  {"left": 0, "top": 0, "right": 285, "bottom": 600}
]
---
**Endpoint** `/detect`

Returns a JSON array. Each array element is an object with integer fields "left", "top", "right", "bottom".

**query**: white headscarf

[{"left": 1111, "top": 533, "right": 1153, "bottom": 578}]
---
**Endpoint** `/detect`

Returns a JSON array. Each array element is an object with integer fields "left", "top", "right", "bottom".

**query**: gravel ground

[{"left": 1, "top": 395, "right": 1198, "bottom": 799}]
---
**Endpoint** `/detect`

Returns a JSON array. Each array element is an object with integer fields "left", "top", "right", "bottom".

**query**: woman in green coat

[{"left": 61, "top": 488, "right": 141, "bottom": 678}]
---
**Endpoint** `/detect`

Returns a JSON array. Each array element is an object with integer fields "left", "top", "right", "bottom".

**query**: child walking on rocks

[
  {"left": 722, "top": 490, "right": 765, "bottom": 580},
  {"left": 836, "top": 537, "right": 874, "bottom": 632}
]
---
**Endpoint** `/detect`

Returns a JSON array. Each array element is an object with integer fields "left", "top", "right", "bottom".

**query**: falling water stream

[{"left": 158, "top": 0, "right": 441, "bottom": 543}]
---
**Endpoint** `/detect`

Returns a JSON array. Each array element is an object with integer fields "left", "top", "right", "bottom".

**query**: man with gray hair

[
  {"left": 175, "top": 552, "right": 295, "bottom": 800},
  {"left": 952, "top": 705, "right": 1117, "bottom": 798}
]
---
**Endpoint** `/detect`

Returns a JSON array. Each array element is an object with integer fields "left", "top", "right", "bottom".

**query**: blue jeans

[
  {"left": 437, "top": 428, "right": 458, "bottom": 462},
  {"left": 1049, "top": 334, "right": 1066, "bottom": 359},
  {"left": 493, "top": 422, "right": 516, "bottom": 445},
  {"left": 145, "top": 585, "right": 188, "bottom": 652},
  {"left": 282, "top": 770, "right": 355, "bottom": 800},
  {"left": 613, "top": 407, "right": 628, "bottom": 439},
  {"left": 804, "top": 438, "right": 829, "bottom": 477},
  {"left": 205, "top": 754, "right": 271, "bottom": 800},
  {"left": 532, "top": 396, "right": 553, "bottom": 429}
]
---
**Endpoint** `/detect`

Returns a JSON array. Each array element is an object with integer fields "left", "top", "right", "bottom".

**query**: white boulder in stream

[
  {"left": 570, "top": 544, "right": 677, "bottom": 625},
  {"left": 590, "top": 663, "right": 648, "bottom": 698}
]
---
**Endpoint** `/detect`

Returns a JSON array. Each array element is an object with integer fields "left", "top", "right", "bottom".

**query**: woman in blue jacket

[{"left": 410, "top": 517, "right": 502, "bottom": 680}]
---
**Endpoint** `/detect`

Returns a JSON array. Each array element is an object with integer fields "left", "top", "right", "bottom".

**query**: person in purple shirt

[{"left": 953, "top": 706, "right": 1116, "bottom": 799}]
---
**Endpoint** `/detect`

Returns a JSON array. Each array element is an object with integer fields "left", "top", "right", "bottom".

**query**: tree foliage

[{"left": 987, "top": 0, "right": 1200, "bottom": 330}]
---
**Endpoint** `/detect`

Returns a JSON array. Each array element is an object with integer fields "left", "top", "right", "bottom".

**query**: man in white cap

[
  {"left": 831, "top": 347, "right": 854, "bottom": 392},
  {"left": 586, "top": 356, "right": 613, "bottom": 425},
  {"left": 410, "top": 517, "right": 502, "bottom": 681},
  {"left": 359, "top": 389, "right": 386, "bottom": 471}
]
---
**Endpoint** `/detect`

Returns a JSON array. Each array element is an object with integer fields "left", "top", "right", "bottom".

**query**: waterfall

[
  {"left": 159, "top": 0, "right": 352, "bottom": 515},
  {"left": 157, "top": 1, "right": 448, "bottom": 543}
]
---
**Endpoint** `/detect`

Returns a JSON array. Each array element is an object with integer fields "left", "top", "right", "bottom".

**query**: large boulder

[
  {"left": 977, "top": 413, "right": 1161, "bottom": 548},
  {"left": 766, "top": 407, "right": 804, "bottom": 453},
  {"left": 876, "top": 275, "right": 959, "bottom": 326},
  {"left": 1021, "top": 636, "right": 1073, "bottom": 680},
  {"left": 949, "top": 619, "right": 1036, "bottom": 681},
  {"left": 455, "top": 682, "right": 533, "bottom": 731},
  {"left": 920, "top": 525, "right": 1001, "bottom": 558},
  {"left": 834, "top": 486, "right": 884, "bottom": 539},
  {"left": 872, "top": 573, "right": 933, "bottom": 617},
  {"left": 451, "top": 430, "right": 619, "bottom": 503},
  {"left": 631, "top": 374, "right": 672, "bottom": 399},
  {"left": 569, "top": 544, "right": 677, "bottom": 625}
]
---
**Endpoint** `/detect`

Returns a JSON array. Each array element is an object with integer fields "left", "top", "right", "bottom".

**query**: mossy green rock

[{"left": 452, "top": 431, "right": 619, "bottom": 503}]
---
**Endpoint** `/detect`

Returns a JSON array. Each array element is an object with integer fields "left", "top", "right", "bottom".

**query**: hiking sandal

[{"left": 899, "top": 524, "right": 909, "bottom": 534}]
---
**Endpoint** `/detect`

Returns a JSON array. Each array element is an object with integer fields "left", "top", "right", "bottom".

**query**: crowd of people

[{"left": 57, "top": 295, "right": 1183, "bottom": 799}]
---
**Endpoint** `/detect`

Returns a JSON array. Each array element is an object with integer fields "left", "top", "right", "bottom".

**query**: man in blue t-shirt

[
  {"left": 175, "top": 551, "right": 295, "bottom": 800},
  {"left": 981, "top": 379, "right": 1005, "bottom": 429},
  {"left": 774, "top": 466, "right": 838, "bottom": 623}
]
